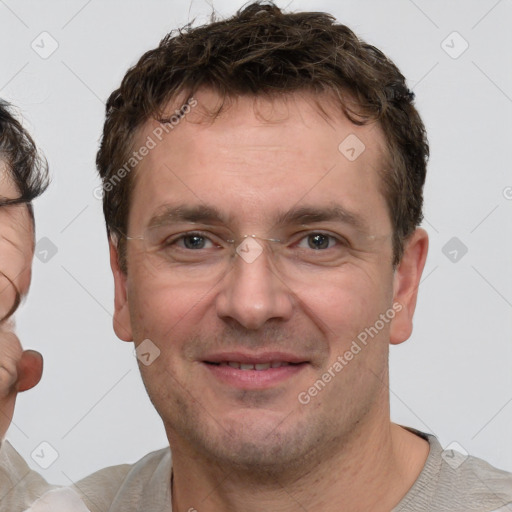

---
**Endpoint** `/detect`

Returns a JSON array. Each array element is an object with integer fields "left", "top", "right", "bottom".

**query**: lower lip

[{"left": 203, "top": 362, "right": 308, "bottom": 389}]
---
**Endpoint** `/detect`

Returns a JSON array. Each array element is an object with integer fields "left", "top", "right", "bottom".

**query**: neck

[{"left": 168, "top": 416, "right": 429, "bottom": 512}]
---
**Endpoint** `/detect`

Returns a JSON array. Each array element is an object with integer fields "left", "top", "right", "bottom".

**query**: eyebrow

[
  {"left": 147, "top": 203, "right": 369, "bottom": 232},
  {"left": 273, "top": 205, "right": 369, "bottom": 232}
]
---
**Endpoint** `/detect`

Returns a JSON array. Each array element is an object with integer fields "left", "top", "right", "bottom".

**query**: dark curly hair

[
  {"left": 97, "top": 1, "right": 428, "bottom": 272},
  {"left": 0, "top": 99, "right": 49, "bottom": 218}
]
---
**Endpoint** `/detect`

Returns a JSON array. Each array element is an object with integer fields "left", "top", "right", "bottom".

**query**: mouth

[
  {"left": 205, "top": 361, "right": 298, "bottom": 371},
  {"left": 202, "top": 352, "right": 309, "bottom": 389}
]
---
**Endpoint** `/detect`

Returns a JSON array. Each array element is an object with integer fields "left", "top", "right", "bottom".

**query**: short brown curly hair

[{"left": 97, "top": 1, "right": 428, "bottom": 272}]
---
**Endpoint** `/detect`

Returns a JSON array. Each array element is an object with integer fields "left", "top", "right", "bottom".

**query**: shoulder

[
  {"left": 443, "top": 448, "right": 512, "bottom": 507},
  {"left": 395, "top": 429, "right": 512, "bottom": 512},
  {"left": 75, "top": 447, "right": 172, "bottom": 510},
  {"left": 0, "top": 440, "right": 59, "bottom": 509},
  {"left": 0, "top": 439, "right": 171, "bottom": 511}
]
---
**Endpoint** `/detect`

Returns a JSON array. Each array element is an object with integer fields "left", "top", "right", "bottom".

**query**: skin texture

[
  {"left": 0, "top": 162, "right": 42, "bottom": 439},
  {"left": 110, "top": 91, "right": 430, "bottom": 511},
  {"left": 0, "top": 163, "right": 34, "bottom": 320}
]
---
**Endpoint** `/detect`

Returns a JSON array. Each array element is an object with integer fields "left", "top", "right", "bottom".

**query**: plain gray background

[{"left": 0, "top": 0, "right": 511, "bottom": 485}]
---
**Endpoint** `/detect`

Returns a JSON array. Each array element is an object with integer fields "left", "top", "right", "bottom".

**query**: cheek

[
  {"left": 291, "top": 267, "right": 390, "bottom": 338},
  {"left": 127, "top": 273, "right": 213, "bottom": 341}
]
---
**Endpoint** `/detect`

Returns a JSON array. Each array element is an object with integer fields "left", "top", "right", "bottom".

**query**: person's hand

[{"left": 0, "top": 330, "right": 42, "bottom": 439}]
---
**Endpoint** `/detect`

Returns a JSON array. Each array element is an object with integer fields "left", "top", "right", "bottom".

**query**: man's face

[
  {"left": 112, "top": 91, "right": 423, "bottom": 471},
  {"left": 0, "top": 162, "right": 34, "bottom": 324}
]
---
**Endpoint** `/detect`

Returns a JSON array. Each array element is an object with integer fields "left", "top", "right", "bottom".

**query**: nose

[{"left": 215, "top": 243, "right": 294, "bottom": 330}]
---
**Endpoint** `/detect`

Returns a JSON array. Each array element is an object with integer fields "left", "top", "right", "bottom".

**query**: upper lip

[{"left": 203, "top": 351, "right": 309, "bottom": 364}]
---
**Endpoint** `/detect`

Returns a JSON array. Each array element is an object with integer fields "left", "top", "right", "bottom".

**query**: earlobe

[
  {"left": 109, "top": 238, "right": 133, "bottom": 342},
  {"left": 389, "top": 228, "right": 429, "bottom": 345}
]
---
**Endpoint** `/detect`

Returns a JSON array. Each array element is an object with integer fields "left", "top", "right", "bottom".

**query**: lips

[
  {"left": 203, "top": 351, "right": 308, "bottom": 366},
  {"left": 202, "top": 352, "right": 309, "bottom": 389},
  {"left": 213, "top": 361, "right": 292, "bottom": 370}
]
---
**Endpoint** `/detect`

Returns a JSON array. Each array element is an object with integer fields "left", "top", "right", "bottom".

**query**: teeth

[
  {"left": 255, "top": 363, "right": 271, "bottom": 371},
  {"left": 219, "top": 361, "right": 290, "bottom": 370}
]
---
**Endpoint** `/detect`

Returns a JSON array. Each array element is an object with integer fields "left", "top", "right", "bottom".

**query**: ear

[
  {"left": 109, "top": 238, "right": 133, "bottom": 342},
  {"left": 389, "top": 228, "right": 429, "bottom": 345}
]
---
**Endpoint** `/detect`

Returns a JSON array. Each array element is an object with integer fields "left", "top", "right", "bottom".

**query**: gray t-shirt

[
  {"left": 1, "top": 429, "right": 511, "bottom": 511},
  {"left": 392, "top": 429, "right": 512, "bottom": 511}
]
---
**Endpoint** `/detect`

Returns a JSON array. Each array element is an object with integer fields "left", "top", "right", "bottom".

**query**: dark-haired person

[
  {"left": 0, "top": 99, "right": 48, "bottom": 442},
  {"left": 1, "top": 3, "right": 511, "bottom": 511}
]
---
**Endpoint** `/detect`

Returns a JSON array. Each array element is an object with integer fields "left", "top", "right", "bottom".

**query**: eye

[
  {"left": 297, "top": 233, "right": 340, "bottom": 250},
  {"left": 165, "top": 232, "right": 217, "bottom": 250}
]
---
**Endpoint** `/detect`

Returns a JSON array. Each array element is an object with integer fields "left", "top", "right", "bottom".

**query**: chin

[{"left": 183, "top": 411, "right": 329, "bottom": 478}]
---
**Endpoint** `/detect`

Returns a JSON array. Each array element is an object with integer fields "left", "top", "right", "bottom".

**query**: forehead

[
  {"left": 127, "top": 90, "right": 391, "bottom": 233},
  {"left": 0, "top": 161, "right": 20, "bottom": 199}
]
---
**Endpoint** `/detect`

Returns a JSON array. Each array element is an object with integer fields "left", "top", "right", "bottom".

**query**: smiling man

[{"left": 1, "top": 2, "right": 512, "bottom": 511}]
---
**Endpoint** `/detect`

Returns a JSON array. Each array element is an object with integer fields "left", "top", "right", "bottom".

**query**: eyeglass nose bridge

[
  {"left": 226, "top": 234, "right": 282, "bottom": 264},
  {"left": 225, "top": 234, "right": 281, "bottom": 244}
]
